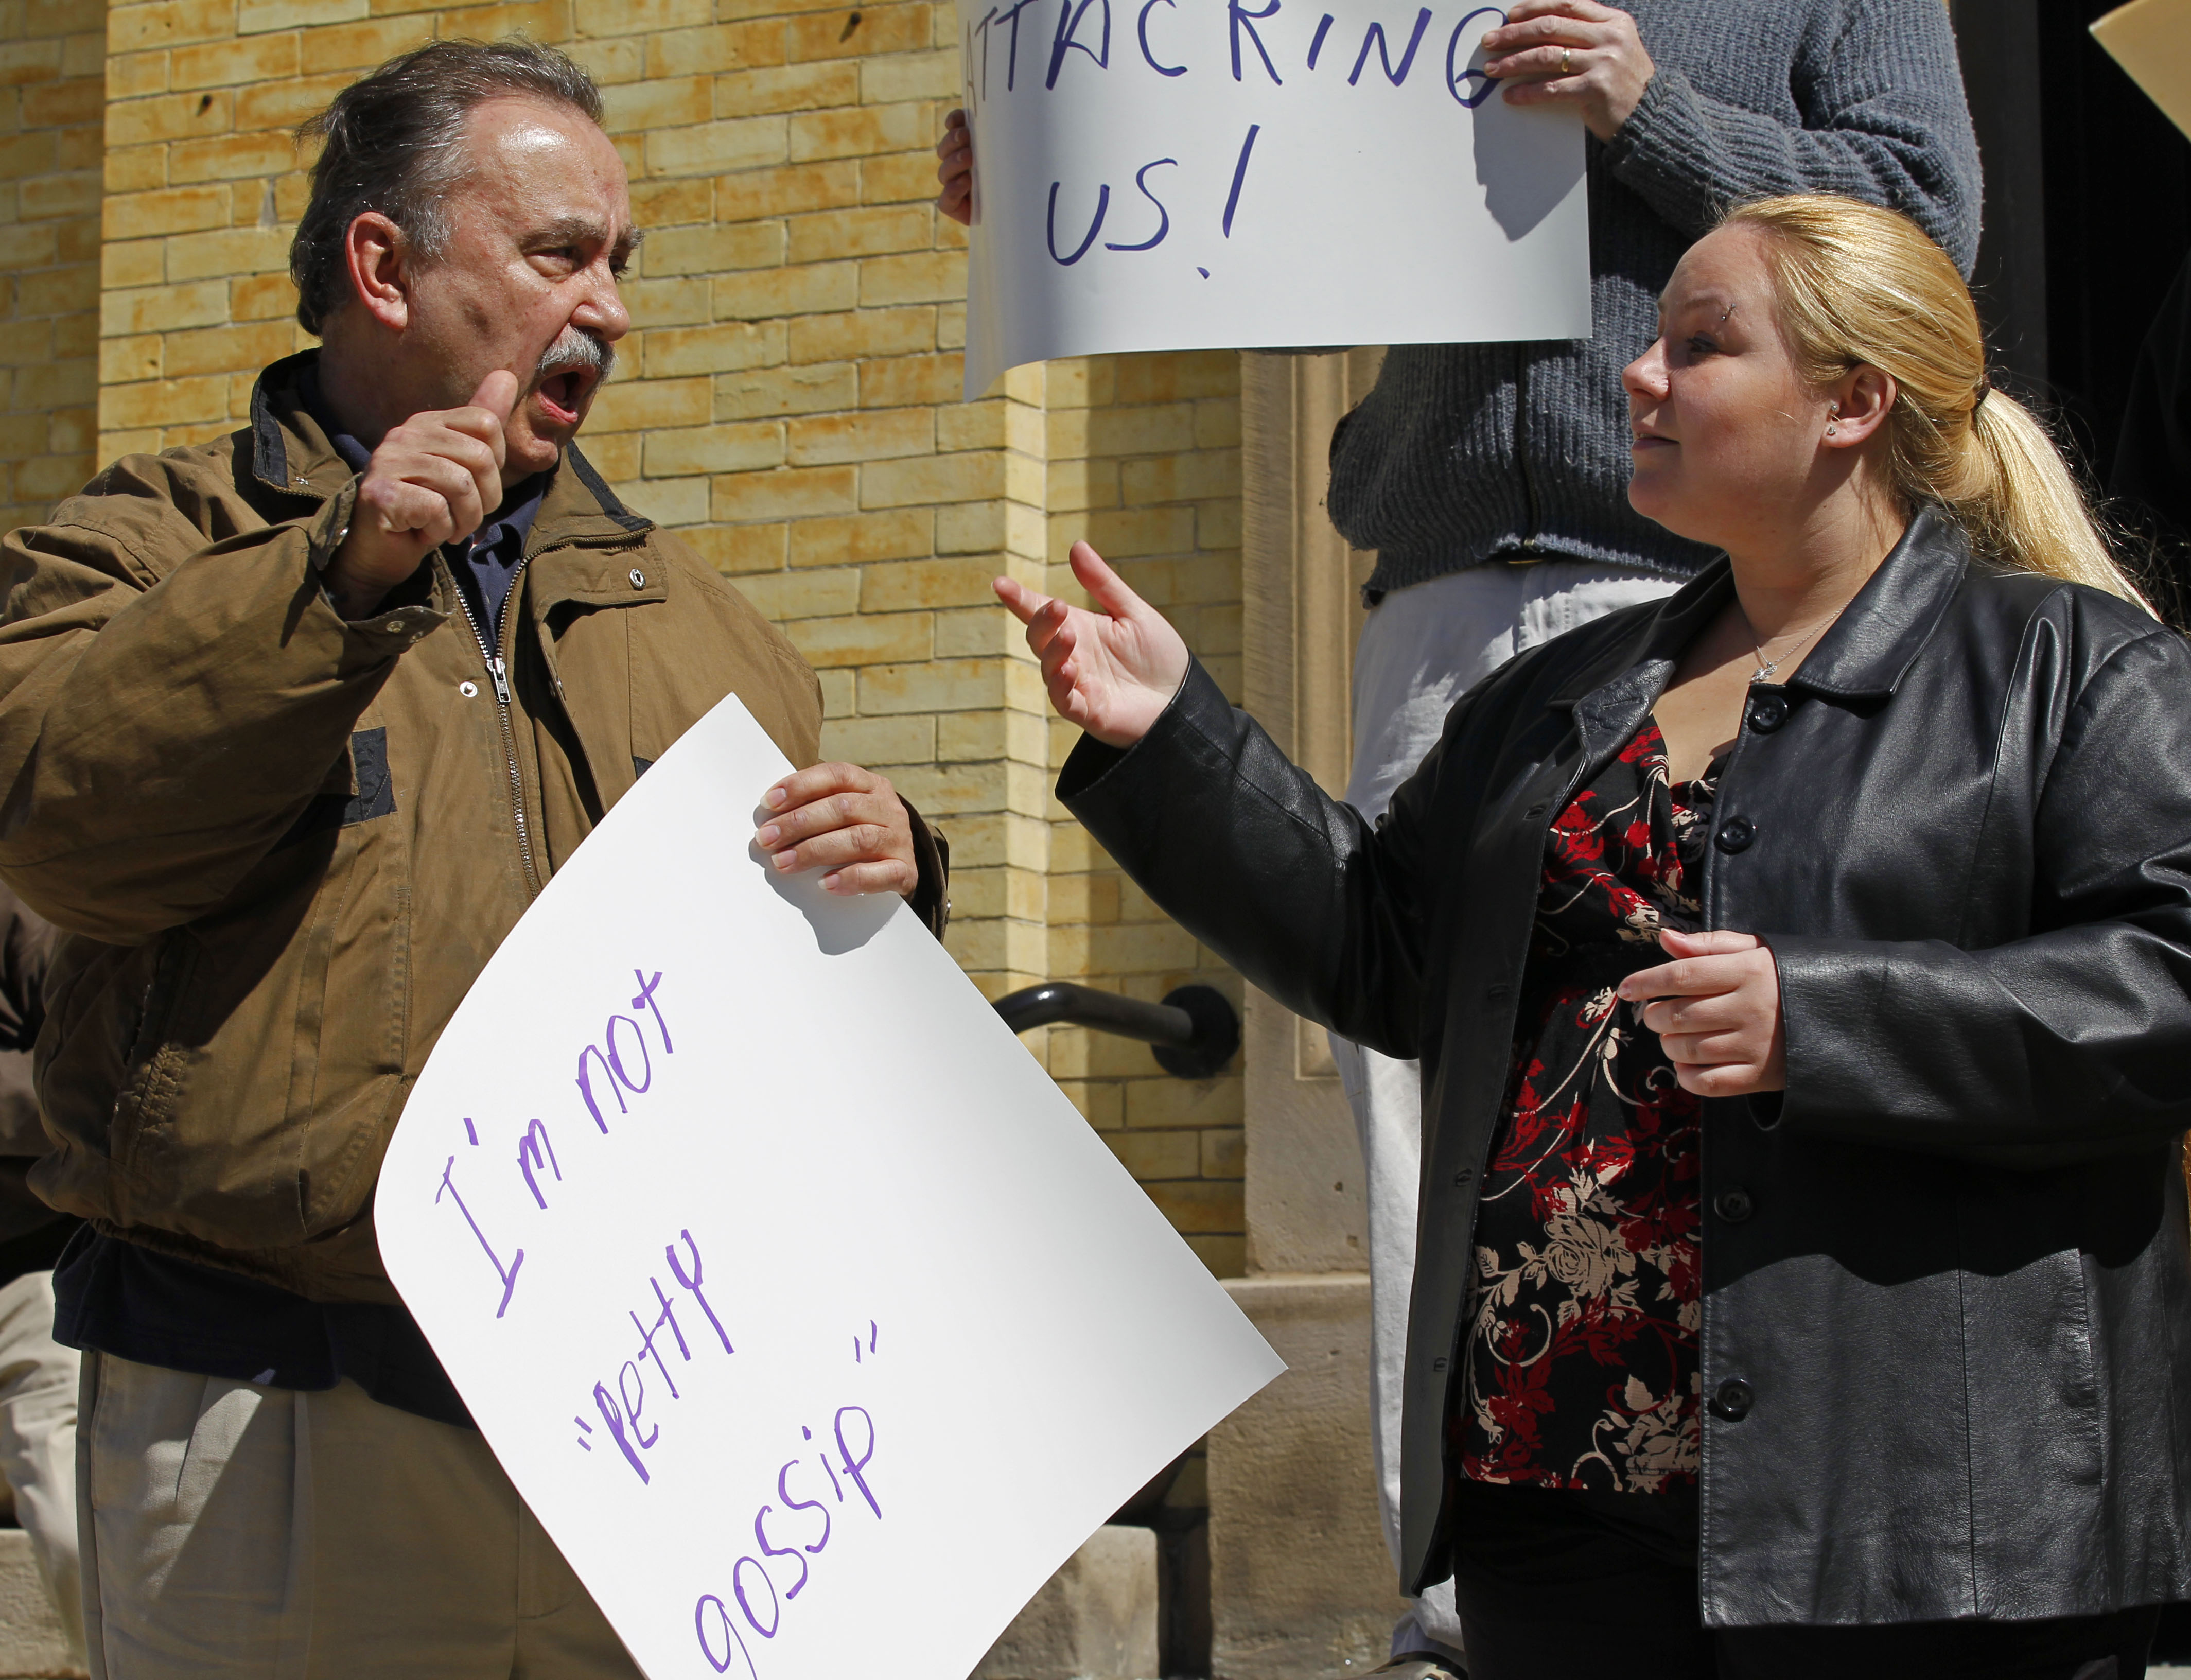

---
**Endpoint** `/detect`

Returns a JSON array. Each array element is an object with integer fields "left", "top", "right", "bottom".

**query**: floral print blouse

[{"left": 1452, "top": 719, "right": 1713, "bottom": 1495}]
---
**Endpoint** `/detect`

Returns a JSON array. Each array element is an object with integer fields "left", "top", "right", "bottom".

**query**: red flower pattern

[{"left": 1452, "top": 722, "right": 1712, "bottom": 1494}]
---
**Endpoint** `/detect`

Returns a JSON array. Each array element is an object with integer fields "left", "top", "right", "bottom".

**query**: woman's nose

[{"left": 1623, "top": 341, "right": 1668, "bottom": 399}]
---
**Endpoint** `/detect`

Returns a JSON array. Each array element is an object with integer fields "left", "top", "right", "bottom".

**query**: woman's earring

[{"left": 1826, "top": 424, "right": 1837, "bottom": 437}]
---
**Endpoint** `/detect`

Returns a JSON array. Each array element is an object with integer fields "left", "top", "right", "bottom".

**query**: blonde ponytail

[{"left": 1721, "top": 195, "right": 2151, "bottom": 612}]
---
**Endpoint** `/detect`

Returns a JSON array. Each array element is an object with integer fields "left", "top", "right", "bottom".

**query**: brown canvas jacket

[{"left": 0, "top": 352, "right": 926, "bottom": 1303}]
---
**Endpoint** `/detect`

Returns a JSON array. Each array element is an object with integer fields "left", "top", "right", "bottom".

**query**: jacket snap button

[
  {"left": 629, "top": 568, "right": 646, "bottom": 588},
  {"left": 1710, "top": 1378, "right": 1755, "bottom": 1421},
  {"left": 1714, "top": 1186, "right": 1754, "bottom": 1222},
  {"left": 459, "top": 680, "right": 478, "bottom": 699},
  {"left": 1715, "top": 816, "right": 1756, "bottom": 853},
  {"left": 1747, "top": 694, "right": 1788, "bottom": 732}
]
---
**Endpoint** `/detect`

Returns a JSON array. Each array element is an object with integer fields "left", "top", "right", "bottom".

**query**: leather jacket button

[
  {"left": 1715, "top": 816, "right": 1756, "bottom": 853},
  {"left": 1747, "top": 694, "right": 1789, "bottom": 732},
  {"left": 1710, "top": 1378, "right": 1755, "bottom": 1421},
  {"left": 1713, "top": 1186, "right": 1754, "bottom": 1222}
]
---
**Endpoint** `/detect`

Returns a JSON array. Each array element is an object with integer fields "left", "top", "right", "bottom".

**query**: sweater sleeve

[{"left": 1602, "top": 0, "right": 1982, "bottom": 275}]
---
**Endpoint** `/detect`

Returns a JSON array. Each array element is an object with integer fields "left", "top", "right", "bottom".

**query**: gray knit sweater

[{"left": 1328, "top": 0, "right": 1982, "bottom": 591}]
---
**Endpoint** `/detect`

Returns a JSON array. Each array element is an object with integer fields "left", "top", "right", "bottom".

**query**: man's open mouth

[
  {"left": 529, "top": 328, "right": 616, "bottom": 429},
  {"left": 535, "top": 365, "right": 598, "bottom": 427}
]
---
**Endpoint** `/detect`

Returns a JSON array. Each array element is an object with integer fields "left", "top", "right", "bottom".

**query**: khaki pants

[{"left": 78, "top": 1350, "right": 640, "bottom": 1680}]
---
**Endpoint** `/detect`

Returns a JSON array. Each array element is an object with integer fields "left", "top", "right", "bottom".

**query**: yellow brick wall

[
  {"left": 1033, "top": 351, "right": 1246, "bottom": 1281},
  {"left": 0, "top": 0, "right": 101, "bottom": 531},
  {"left": 92, "top": 0, "right": 1249, "bottom": 1273}
]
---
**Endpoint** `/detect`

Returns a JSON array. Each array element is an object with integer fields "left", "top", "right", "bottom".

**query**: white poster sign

[
  {"left": 957, "top": 0, "right": 1592, "bottom": 396},
  {"left": 378, "top": 694, "right": 1284, "bottom": 1680}
]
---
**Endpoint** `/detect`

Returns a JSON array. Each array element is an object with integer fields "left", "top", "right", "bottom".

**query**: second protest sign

[{"left": 958, "top": 0, "right": 1592, "bottom": 394}]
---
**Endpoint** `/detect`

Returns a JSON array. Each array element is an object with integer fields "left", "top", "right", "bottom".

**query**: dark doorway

[{"left": 1953, "top": 0, "right": 2191, "bottom": 607}]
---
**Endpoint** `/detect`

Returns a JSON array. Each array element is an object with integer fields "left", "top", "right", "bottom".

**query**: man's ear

[
  {"left": 344, "top": 211, "right": 412, "bottom": 332},
  {"left": 1822, "top": 363, "right": 1896, "bottom": 450}
]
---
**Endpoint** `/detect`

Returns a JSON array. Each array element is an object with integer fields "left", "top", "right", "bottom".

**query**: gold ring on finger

[{"left": 1559, "top": 46, "right": 1573, "bottom": 74}]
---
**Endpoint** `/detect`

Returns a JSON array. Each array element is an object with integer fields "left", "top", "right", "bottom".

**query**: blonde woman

[{"left": 999, "top": 195, "right": 2191, "bottom": 1676}]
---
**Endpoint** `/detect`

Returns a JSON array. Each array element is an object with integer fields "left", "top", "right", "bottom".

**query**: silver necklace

[{"left": 1748, "top": 617, "right": 1829, "bottom": 685}]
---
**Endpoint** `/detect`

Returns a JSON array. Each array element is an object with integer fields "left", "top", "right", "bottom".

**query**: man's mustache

[{"left": 531, "top": 328, "right": 615, "bottom": 390}]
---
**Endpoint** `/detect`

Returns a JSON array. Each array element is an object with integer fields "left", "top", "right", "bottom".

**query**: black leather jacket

[{"left": 1060, "top": 510, "right": 2191, "bottom": 1627}]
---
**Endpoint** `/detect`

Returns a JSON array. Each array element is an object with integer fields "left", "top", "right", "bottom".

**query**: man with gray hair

[{"left": 0, "top": 38, "right": 947, "bottom": 1677}]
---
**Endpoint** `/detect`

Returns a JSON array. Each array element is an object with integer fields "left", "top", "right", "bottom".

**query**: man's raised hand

[
  {"left": 322, "top": 370, "right": 518, "bottom": 620},
  {"left": 994, "top": 541, "right": 1189, "bottom": 749}
]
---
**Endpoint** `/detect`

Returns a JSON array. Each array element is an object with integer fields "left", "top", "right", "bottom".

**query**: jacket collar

[
  {"left": 249, "top": 351, "right": 350, "bottom": 500},
  {"left": 247, "top": 349, "right": 655, "bottom": 548},
  {"left": 1550, "top": 504, "right": 1972, "bottom": 714},
  {"left": 1784, "top": 505, "right": 1970, "bottom": 700}
]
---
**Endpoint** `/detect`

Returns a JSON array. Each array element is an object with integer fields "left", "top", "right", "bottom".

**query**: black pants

[{"left": 1447, "top": 1481, "right": 2164, "bottom": 1680}]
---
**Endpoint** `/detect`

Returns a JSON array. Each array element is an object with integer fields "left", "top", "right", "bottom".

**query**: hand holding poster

[
  {"left": 957, "top": 0, "right": 1592, "bottom": 396},
  {"left": 377, "top": 695, "right": 1284, "bottom": 1680}
]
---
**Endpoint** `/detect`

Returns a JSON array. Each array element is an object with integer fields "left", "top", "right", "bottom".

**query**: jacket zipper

[
  {"left": 449, "top": 556, "right": 543, "bottom": 901},
  {"left": 442, "top": 531, "right": 650, "bottom": 903}
]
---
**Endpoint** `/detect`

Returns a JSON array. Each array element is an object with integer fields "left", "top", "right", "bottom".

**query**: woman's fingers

[
  {"left": 1657, "top": 1028, "right": 1756, "bottom": 1066},
  {"left": 997, "top": 541, "right": 1188, "bottom": 748},
  {"left": 1066, "top": 539, "right": 1151, "bottom": 623},
  {"left": 1657, "top": 928, "right": 1762, "bottom": 957},
  {"left": 1628, "top": 929, "right": 1786, "bottom": 1094},
  {"left": 1039, "top": 619, "right": 1082, "bottom": 687},
  {"left": 992, "top": 574, "right": 1054, "bottom": 628},
  {"left": 1671, "top": 1061, "right": 1765, "bottom": 1099},
  {"left": 1620, "top": 952, "right": 1744, "bottom": 1003},
  {"left": 1637, "top": 993, "right": 1747, "bottom": 1037},
  {"left": 997, "top": 578, "right": 1083, "bottom": 663}
]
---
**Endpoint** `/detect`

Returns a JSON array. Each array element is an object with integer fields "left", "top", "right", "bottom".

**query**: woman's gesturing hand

[
  {"left": 995, "top": 541, "right": 1190, "bottom": 749},
  {"left": 1619, "top": 929, "right": 1786, "bottom": 1097},
  {"left": 1481, "top": 0, "right": 1655, "bottom": 142}
]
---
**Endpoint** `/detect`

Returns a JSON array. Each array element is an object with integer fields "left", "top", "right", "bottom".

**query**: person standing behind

[
  {"left": 0, "top": 884, "right": 80, "bottom": 1664},
  {"left": 941, "top": 1, "right": 1978, "bottom": 1666}
]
